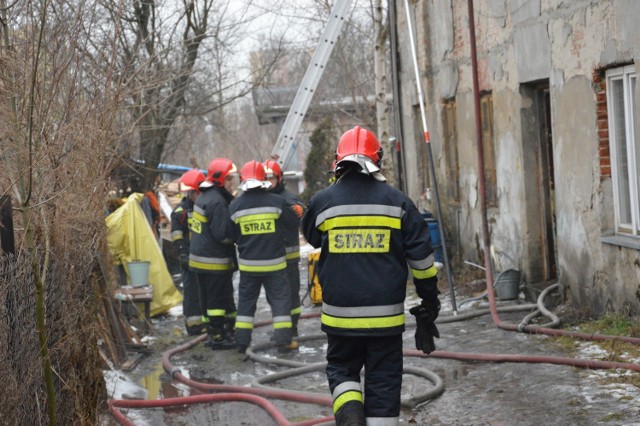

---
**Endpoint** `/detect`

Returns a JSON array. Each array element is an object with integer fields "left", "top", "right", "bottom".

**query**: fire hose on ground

[{"left": 109, "top": 283, "right": 640, "bottom": 424}]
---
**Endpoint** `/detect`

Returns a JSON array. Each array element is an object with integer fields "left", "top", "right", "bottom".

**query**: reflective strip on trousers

[
  {"left": 366, "top": 417, "right": 400, "bottom": 426},
  {"left": 207, "top": 309, "right": 225, "bottom": 318},
  {"left": 332, "top": 380, "right": 363, "bottom": 413},
  {"left": 185, "top": 316, "right": 203, "bottom": 326},
  {"left": 272, "top": 315, "right": 292, "bottom": 329},
  {"left": 236, "top": 315, "right": 254, "bottom": 329}
]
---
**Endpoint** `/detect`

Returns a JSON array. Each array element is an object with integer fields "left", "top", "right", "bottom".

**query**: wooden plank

[{"left": 120, "top": 352, "right": 146, "bottom": 372}]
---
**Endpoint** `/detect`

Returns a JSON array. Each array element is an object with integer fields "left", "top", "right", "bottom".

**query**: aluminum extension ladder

[{"left": 270, "top": 0, "right": 352, "bottom": 169}]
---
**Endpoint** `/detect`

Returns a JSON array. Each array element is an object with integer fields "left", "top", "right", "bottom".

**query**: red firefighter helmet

[
  {"left": 263, "top": 160, "right": 283, "bottom": 182},
  {"left": 201, "top": 158, "right": 238, "bottom": 188},
  {"left": 239, "top": 160, "right": 267, "bottom": 191},
  {"left": 335, "top": 126, "right": 383, "bottom": 174},
  {"left": 179, "top": 169, "right": 206, "bottom": 192}
]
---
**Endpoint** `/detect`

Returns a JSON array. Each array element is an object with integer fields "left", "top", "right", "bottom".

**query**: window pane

[{"left": 612, "top": 78, "right": 632, "bottom": 224}]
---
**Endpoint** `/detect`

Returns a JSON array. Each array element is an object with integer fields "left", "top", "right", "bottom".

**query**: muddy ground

[{"left": 108, "top": 255, "right": 640, "bottom": 425}]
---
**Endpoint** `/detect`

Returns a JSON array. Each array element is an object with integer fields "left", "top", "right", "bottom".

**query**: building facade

[{"left": 393, "top": 0, "right": 640, "bottom": 314}]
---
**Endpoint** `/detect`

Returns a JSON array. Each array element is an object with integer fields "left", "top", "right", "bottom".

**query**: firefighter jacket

[
  {"left": 170, "top": 197, "right": 193, "bottom": 257},
  {"left": 229, "top": 188, "right": 298, "bottom": 274},
  {"left": 271, "top": 183, "right": 306, "bottom": 262},
  {"left": 301, "top": 171, "right": 439, "bottom": 337},
  {"left": 189, "top": 186, "right": 237, "bottom": 273}
]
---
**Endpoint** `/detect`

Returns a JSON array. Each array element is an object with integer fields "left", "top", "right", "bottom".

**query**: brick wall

[{"left": 593, "top": 69, "right": 610, "bottom": 179}]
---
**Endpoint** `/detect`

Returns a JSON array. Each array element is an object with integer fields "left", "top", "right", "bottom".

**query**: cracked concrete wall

[{"left": 395, "top": 0, "right": 640, "bottom": 314}]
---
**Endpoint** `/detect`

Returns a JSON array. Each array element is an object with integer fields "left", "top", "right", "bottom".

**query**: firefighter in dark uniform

[
  {"left": 189, "top": 158, "right": 239, "bottom": 349},
  {"left": 171, "top": 169, "right": 206, "bottom": 335},
  {"left": 229, "top": 161, "right": 299, "bottom": 354},
  {"left": 263, "top": 159, "right": 306, "bottom": 336},
  {"left": 301, "top": 126, "right": 440, "bottom": 426}
]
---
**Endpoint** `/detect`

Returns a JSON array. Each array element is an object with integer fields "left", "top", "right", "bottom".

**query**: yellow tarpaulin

[{"left": 106, "top": 193, "right": 182, "bottom": 317}]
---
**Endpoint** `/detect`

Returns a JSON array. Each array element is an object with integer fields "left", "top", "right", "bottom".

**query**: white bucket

[{"left": 127, "top": 261, "right": 150, "bottom": 287}]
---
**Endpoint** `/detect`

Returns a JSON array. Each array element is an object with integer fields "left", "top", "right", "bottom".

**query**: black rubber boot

[
  {"left": 334, "top": 401, "right": 365, "bottom": 426},
  {"left": 225, "top": 317, "right": 236, "bottom": 340},
  {"left": 207, "top": 333, "right": 236, "bottom": 350},
  {"left": 185, "top": 322, "right": 206, "bottom": 336}
]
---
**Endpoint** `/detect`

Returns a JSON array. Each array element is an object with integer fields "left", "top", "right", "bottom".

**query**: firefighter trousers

[
  {"left": 286, "top": 260, "right": 301, "bottom": 333},
  {"left": 195, "top": 270, "right": 235, "bottom": 336},
  {"left": 236, "top": 269, "right": 292, "bottom": 347},
  {"left": 326, "top": 333, "right": 403, "bottom": 421},
  {"left": 182, "top": 266, "right": 203, "bottom": 332}
]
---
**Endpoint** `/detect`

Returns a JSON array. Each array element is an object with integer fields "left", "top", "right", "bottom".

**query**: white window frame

[{"left": 606, "top": 65, "right": 639, "bottom": 237}]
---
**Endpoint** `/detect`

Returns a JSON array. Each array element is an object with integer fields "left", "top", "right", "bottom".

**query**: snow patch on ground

[
  {"left": 576, "top": 341, "right": 640, "bottom": 411},
  {"left": 104, "top": 369, "right": 148, "bottom": 401}
]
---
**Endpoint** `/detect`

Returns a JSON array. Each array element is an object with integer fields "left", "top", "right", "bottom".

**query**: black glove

[
  {"left": 179, "top": 252, "right": 189, "bottom": 269},
  {"left": 409, "top": 299, "right": 441, "bottom": 354}
]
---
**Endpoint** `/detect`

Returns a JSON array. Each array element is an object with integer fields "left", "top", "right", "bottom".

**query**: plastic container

[
  {"left": 494, "top": 269, "right": 520, "bottom": 300},
  {"left": 425, "top": 219, "right": 444, "bottom": 263},
  {"left": 127, "top": 261, "right": 150, "bottom": 287}
]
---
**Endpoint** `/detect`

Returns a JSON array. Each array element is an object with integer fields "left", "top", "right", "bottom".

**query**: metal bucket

[
  {"left": 494, "top": 269, "right": 520, "bottom": 300},
  {"left": 127, "top": 261, "right": 150, "bottom": 287}
]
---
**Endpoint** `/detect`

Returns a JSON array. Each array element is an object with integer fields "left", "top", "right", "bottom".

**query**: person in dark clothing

[
  {"left": 189, "top": 158, "right": 239, "bottom": 350},
  {"left": 301, "top": 126, "right": 440, "bottom": 426},
  {"left": 171, "top": 169, "right": 206, "bottom": 335},
  {"left": 229, "top": 161, "right": 299, "bottom": 354},
  {"left": 263, "top": 159, "right": 306, "bottom": 336}
]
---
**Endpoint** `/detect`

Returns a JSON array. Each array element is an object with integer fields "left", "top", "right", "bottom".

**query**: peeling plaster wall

[{"left": 395, "top": 0, "right": 640, "bottom": 314}]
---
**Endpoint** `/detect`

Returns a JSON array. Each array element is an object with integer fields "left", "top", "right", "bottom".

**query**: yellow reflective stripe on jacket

[
  {"left": 323, "top": 302, "right": 404, "bottom": 317},
  {"left": 318, "top": 215, "right": 401, "bottom": 231},
  {"left": 321, "top": 312, "right": 405, "bottom": 329},
  {"left": 315, "top": 204, "right": 404, "bottom": 227},
  {"left": 410, "top": 264, "right": 438, "bottom": 279},
  {"left": 171, "top": 230, "right": 184, "bottom": 241},
  {"left": 233, "top": 212, "right": 280, "bottom": 223},
  {"left": 285, "top": 251, "right": 300, "bottom": 260},
  {"left": 291, "top": 306, "right": 302, "bottom": 315},
  {"left": 192, "top": 210, "right": 208, "bottom": 223},
  {"left": 207, "top": 309, "right": 226, "bottom": 317},
  {"left": 407, "top": 253, "right": 435, "bottom": 270},
  {"left": 238, "top": 261, "right": 287, "bottom": 272},
  {"left": 189, "top": 254, "right": 235, "bottom": 271},
  {"left": 333, "top": 390, "right": 363, "bottom": 414},
  {"left": 238, "top": 256, "right": 287, "bottom": 272},
  {"left": 230, "top": 206, "right": 281, "bottom": 221}
]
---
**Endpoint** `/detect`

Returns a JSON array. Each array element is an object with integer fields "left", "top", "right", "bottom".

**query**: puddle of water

[{"left": 139, "top": 360, "right": 193, "bottom": 400}]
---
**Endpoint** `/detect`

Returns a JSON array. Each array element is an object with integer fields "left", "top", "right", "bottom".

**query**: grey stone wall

[{"left": 395, "top": 0, "right": 640, "bottom": 314}]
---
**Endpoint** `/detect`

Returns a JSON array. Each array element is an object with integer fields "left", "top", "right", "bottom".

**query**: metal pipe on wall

[{"left": 467, "top": 0, "right": 496, "bottom": 299}]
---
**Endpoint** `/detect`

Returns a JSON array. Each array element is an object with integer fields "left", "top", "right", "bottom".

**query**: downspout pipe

[{"left": 467, "top": 1, "right": 494, "bottom": 296}]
